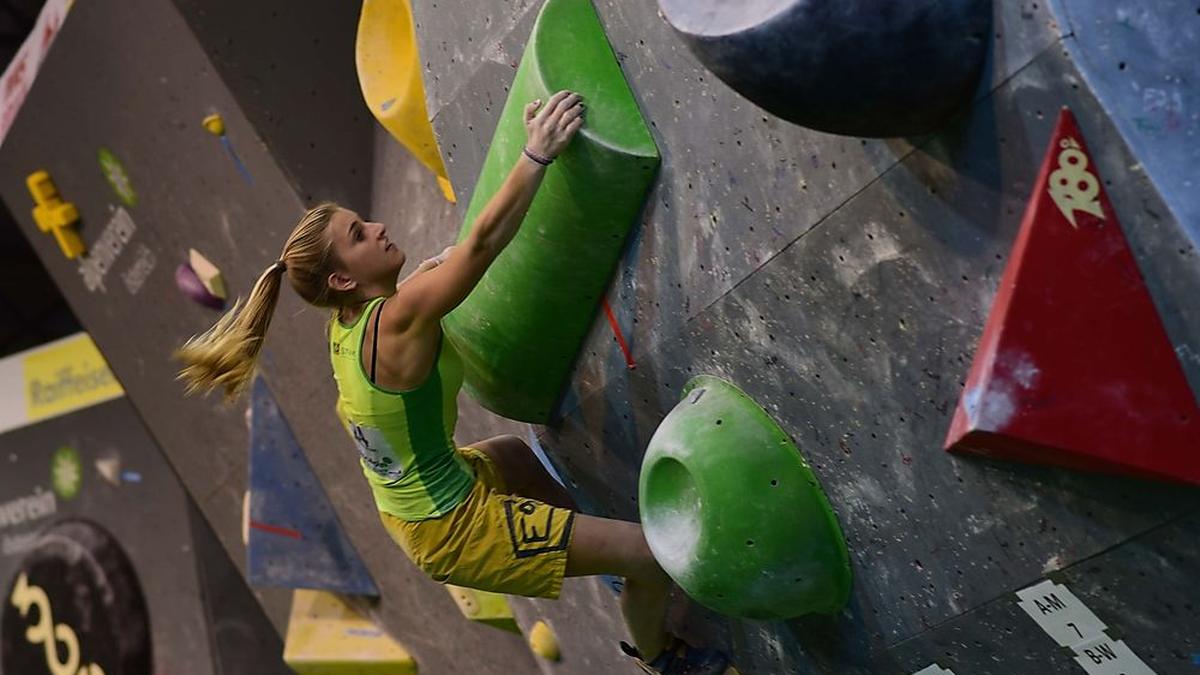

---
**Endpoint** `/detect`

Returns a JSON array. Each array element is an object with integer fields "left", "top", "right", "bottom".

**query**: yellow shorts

[{"left": 378, "top": 446, "right": 576, "bottom": 599}]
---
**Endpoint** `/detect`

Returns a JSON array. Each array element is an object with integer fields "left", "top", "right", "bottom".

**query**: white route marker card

[
  {"left": 911, "top": 665, "right": 955, "bottom": 675},
  {"left": 1016, "top": 579, "right": 1157, "bottom": 675},
  {"left": 1072, "top": 636, "right": 1156, "bottom": 675},
  {"left": 1016, "top": 580, "right": 1109, "bottom": 648}
]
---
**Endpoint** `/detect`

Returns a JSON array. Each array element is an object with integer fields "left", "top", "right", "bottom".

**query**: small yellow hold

[
  {"left": 26, "top": 170, "right": 85, "bottom": 259},
  {"left": 202, "top": 113, "right": 226, "bottom": 136},
  {"left": 448, "top": 586, "right": 479, "bottom": 618},
  {"left": 26, "top": 170, "right": 59, "bottom": 205},
  {"left": 284, "top": 590, "right": 417, "bottom": 674},
  {"left": 444, "top": 585, "right": 520, "bottom": 633},
  {"left": 33, "top": 201, "right": 79, "bottom": 232},
  {"left": 528, "top": 620, "right": 560, "bottom": 661}
]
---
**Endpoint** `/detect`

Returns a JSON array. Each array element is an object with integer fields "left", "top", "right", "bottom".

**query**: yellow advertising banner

[{"left": 23, "top": 334, "right": 123, "bottom": 423}]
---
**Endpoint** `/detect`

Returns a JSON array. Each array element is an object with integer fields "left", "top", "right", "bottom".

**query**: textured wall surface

[
  {"left": 1050, "top": 0, "right": 1200, "bottom": 245},
  {"left": 413, "top": 0, "right": 1200, "bottom": 671},
  {"left": 2, "top": 0, "right": 1197, "bottom": 673},
  {"left": 170, "top": 0, "right": 376, "bottom": 210}
]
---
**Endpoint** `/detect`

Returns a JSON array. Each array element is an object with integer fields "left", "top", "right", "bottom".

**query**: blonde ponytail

[
  {"left": 175, "top": 201, "right": 342, "bottom": 400},
  {"left": 175, "top": 263, "right": 288, "bottom": 400}
]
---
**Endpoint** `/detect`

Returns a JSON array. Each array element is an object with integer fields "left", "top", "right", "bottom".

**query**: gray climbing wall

[
  {"left": 169, "top": 0, "right": 376, "bottom": 210},
  {"left": 409, "top": 0, "right": 1200, "bottom": 672},
  {"left": 0, "top": 0, "right": 1197, "bottom": 673},
  {"left": 1050, "top": 0, "right": 1199, "bottom": 245}
]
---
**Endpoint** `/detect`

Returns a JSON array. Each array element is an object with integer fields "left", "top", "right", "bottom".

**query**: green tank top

[{"left": 329, "top": 297, "right": 475, "bottom": 521}]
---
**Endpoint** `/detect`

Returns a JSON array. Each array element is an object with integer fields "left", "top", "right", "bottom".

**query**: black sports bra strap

[{"left": 370, "top": 301, "right": 383, "bottom": 384}]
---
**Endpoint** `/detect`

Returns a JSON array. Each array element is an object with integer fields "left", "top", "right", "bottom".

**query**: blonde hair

[{"left": 175, "top": 202, "right": 345, "bottom": 400}]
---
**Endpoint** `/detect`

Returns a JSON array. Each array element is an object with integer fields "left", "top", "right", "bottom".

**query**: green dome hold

[{"left": 639, "top": 375, "right": 852, "bottom": 620}]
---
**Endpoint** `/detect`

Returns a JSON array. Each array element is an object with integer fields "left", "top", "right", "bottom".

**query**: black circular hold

[
  {"left": 2, "top": 519, "right": 152, "bottom": 675},
  {"left": 658, "top": 0, "right": 992, "bottom": 137}
]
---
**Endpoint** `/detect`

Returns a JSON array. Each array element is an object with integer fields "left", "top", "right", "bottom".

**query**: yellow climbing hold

[
  {"left": 283, "top": 590, "right": 417, "bottom": 674},
  {"left": 26, "top": 170, "right": 84, "bottom": 259},
  {"left": 444, "top": 584, "right": 520, "bottom": 633},
  {"left": 201, "top": 113, "right": 225, "bottom": 137},
  {"left": 528, "top": 621, "right": 560, "bottom": 661},
  {"left": 355, "top": 0, "right": 455, "bottom": 202}
]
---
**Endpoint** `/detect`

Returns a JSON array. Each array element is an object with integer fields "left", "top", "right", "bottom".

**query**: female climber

[{"left": 175, "top": 90, "right": 727, "bottom": 675}]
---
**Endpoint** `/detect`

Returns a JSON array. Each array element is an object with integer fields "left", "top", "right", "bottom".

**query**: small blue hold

[
  {"left": 601, "top": 574, "right": 624, "bottom": 596},
  {"left": 380, "top": 98, "right": 396, "bottom": 112},
  {"left": 121, "top": 471, "right": 142, "bottom": 483}
]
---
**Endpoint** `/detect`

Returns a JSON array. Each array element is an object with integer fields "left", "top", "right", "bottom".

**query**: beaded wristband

[{"left": 523, "top": 147, "right": 554, "bottom": 166}]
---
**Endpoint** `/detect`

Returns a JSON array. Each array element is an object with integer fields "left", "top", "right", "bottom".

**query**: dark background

[{"left": 0, "top": 0, "right": 79, "bottom": 359}]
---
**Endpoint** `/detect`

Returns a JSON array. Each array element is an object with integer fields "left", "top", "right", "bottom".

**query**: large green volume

[
  {"left": 639, "top": 375, "right": 853, "bottom": 619},
  {"left": 443, "top": 0, "right": 659, "bottom": 423}
]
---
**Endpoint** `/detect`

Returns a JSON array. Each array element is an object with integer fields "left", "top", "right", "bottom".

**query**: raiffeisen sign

[{"left": 0, "top": 333, "right": 123, "bottom": 435}]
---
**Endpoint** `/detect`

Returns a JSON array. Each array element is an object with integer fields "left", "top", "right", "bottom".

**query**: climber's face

[{"left": 325, "top": 207, "right": 407, "bottom": 299}]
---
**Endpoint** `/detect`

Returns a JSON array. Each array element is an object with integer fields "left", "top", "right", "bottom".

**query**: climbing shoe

[{"left": 620, "top": 636, "right": 730, "bottom": 675}]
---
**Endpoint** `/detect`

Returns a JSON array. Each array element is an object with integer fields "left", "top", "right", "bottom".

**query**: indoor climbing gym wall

[
  {"left": 0, "top": 335, "right": 289, "bottom": 673},
  {"left": 0, "top": 0, "right": 1197, "bottom": 673}
]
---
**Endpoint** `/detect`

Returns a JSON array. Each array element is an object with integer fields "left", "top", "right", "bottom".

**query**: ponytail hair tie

[{"left": 272, "top": 260, "right": 287, "bottom": 273}]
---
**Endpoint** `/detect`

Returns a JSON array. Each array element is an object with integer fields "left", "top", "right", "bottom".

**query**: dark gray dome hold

[{"left": 658, "top": 0, "right": 992, "bottom": 137}]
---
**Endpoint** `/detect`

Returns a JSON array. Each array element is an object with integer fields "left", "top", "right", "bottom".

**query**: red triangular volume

[{"left": 945, "top": 107, "right": 1200, "bottom": 484}]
